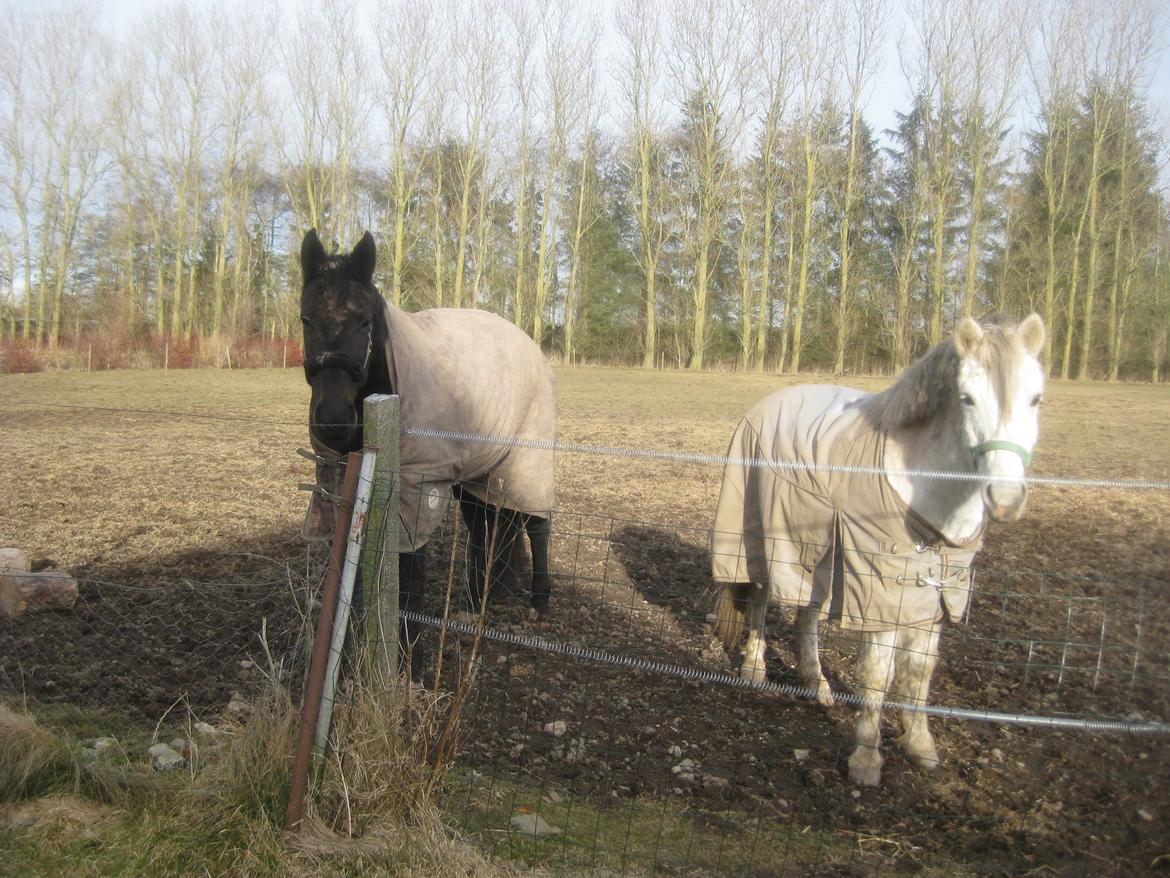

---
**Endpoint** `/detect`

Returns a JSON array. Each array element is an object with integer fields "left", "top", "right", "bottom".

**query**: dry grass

[{"left": 0, "top": 679, "right": 508, "bottom": 877}]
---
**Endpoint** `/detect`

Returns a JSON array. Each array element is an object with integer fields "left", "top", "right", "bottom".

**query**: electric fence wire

[
  {"left": 401, "top": 609, "right": 1170, "bottom": 736},
  {"left": 3, "top": 399, "right": 1166, "bottom": 491}
]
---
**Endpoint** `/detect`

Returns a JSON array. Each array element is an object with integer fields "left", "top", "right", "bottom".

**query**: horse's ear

[
  {"left": 954, "top": 316, "right": 983, "bottom": 357},
  {"left": 351, "top": 231, "right": 376, "bottom": 285},
  {"left": 1018, "top": 313, "right": 1046, "bottom": 358},
  {"left": 301, "top": 229, "right": 327, "bottom": 281}
]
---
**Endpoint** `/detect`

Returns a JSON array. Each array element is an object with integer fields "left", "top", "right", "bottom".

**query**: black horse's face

[{"left": 300, "top": 229, "right": 379, "bottom": 454}]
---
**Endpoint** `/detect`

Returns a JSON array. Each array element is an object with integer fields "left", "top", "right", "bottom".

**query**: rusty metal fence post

[{"left": 286, "top": 451, "right": 361, "bottom": 830}]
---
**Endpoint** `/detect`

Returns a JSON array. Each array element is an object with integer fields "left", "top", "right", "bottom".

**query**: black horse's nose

[{"left": 312, "top": 398, "right": 358, "bottom": 446}]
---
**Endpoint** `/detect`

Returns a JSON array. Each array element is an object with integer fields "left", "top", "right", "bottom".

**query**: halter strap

[
  {"left": 303, "top": 331, "right": 374, "bottom": 384},
  {"left": 969, "top": 440, "right": 1032, "bottom": 469}
]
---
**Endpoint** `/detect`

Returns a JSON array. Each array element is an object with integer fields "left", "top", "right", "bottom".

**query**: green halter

[{"left": 970, "top": 440, "right": 1032, "bottom": 469}]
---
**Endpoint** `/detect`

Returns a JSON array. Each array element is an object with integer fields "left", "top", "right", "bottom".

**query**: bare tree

[
  {"left": 831, "top": 0, "right": 887, "bottom": 374},
  {"left": 0, "top": 6, "right": 38, "bottom": 340},
  {"left": 957, "top": 0, "right": 1026, "bottom": 321},
  {"left": 668, "top": 0, "right": 753, "bottom": 370},
  {"left": 505, "top": 0, "right": 540, "bottom": 329},
  {"left": 34, "top": 2, "right": 107, "bottom": 346},
  {"left": 615, "top": 0, "right": 672, "bottom": 368},
  {"left": 749, "top": 0, "right": 796, "bottom": 371},
  {"left": 786, "top": 1, "right": 834, "bottom": 373},
  {"left": 1028, "top": 0, "right": 1083, "bottom": 369},
  {"left": 450, "top": 0, "right": 502, "bottom": 311},
  {"left": 375, "top": 0, "right": 442, "bottom": 307},
  {"left": 532, "top": 1, "right": 596, "bottom": 344},
  {"left": 277, "top": 0, "right": 370, "bottom": 250},
  {"left": 904, "top": 0, "right": 967, "bottom": 348},
  {"left": 210, "top": 5, "right": 275, "bottom": 337},
  {"left": 562, "top": 33, "right": 603, "bottom": 364}
]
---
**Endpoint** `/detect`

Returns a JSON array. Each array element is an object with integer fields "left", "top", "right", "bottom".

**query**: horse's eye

[
  {"left": 959, "top": 393, "right": 974, "bottom": 408},
  {"left": 360, "top": 319, "right": 372, "bottom": 330},
  {"left": 300, "top": 316, "right": 310, "bottom": 326},
  {"left": 1031, "top": 394, "right": 1043, "bottom": 407}
]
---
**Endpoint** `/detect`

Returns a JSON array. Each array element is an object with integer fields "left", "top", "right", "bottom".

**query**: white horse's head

[{"left": 954, "top": 313, "right": 1046, "bottom": 522}]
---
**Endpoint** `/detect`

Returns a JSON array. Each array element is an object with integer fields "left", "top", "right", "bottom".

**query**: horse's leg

[
  {"left": 524, "top": 514, "right": 551, "bottom": 619},
  {"left": 847, "top": 628, "right": 897, "bottom": 787},
  {"left": 892, "top": 621, "right": 942, "bottom": 771},
  {"left": 796, "top": 606, "right": 834, "bottom": 707},
  {"left": 457, "top": 490, "right": 492, "bottom": 613},
  {"left": 740, "top": 582, "right": 769, "bottom": 685},
  {"left": 399, "top": 549, "right": 427, "bottom": 681}
]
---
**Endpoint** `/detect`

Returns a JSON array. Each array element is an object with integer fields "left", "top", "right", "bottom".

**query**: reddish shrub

[{"left": 0, "top": 339, "right": 43, "bottom": 373}]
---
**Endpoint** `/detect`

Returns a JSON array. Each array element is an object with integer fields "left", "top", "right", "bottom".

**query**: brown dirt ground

[{"left": 1, "top": 366, "right": 1168, "bottom": 875}]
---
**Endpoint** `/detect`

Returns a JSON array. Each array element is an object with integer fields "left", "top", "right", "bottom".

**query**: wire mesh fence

[{"left": 2, "top": 400, "right": 1169, "bottom": 874}]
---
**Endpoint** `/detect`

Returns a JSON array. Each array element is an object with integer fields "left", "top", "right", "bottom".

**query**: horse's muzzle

[
  {"left": 311, "top": 399, "right": 360, "bottom": 450},
  {"left": 983, "top": 482, "right": 1028, "bottom": 522}
]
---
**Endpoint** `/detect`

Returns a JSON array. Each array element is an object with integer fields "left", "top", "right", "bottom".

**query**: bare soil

[{"left": 1, "top": 367, "right": 1168, "bottom": 875}]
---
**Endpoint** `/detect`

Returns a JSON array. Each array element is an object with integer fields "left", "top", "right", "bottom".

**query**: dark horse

[{"left": 299, "top": 229, "right": 556, "bottom": 675}]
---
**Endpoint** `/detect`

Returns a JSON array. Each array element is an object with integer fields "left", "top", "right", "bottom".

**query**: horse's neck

[
  {"left": 361, "top": 295, "right": 395, "bottom": 399},
  {"left": 884, "top": 418, "right": 985, "bottom": 544}
]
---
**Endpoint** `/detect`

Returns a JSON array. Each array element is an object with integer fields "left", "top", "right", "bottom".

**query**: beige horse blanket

[
  {"left": 306, "top": 305, "right": 556, "bottom": 551},
  {"left": 711, "top": 385, "right": 980, "bottom": 632}
]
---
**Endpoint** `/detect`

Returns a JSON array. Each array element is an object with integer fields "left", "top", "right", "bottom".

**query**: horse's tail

[{"left": 712, "top": 582, "right": 752, "bottom": 652}]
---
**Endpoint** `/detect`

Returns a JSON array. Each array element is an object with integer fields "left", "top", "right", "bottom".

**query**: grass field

[{"left": 1, "top": 365, "right": 1168, "bottom": 875}]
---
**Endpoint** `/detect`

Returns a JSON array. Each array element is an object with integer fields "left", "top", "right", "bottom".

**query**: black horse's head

[{"left": 300, "top": 229, "right": 388, "bottom": 454}]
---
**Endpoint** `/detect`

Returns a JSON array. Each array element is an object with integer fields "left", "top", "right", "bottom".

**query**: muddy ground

[{"left": 1, "top": 367, "right": 1167, "bottom": 875}]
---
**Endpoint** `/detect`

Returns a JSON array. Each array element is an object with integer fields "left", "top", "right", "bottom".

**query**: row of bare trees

[{"left": 0, "top": 0, "right": 1166, "bottom": 378}]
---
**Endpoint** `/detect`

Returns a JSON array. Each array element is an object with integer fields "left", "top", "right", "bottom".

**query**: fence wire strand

[{"left": 4, "top": 397, "right": 1170, "bottom": 491}]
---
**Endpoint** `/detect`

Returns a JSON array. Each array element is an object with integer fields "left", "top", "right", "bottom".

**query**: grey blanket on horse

[
  {"left": 306, "top": 305, "right": 556, "bottom": 551},
  {"left": 711, "top": 385, "right": 979, "bottom": 632}
]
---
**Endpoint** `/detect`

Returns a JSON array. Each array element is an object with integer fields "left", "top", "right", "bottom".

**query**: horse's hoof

[
  {"left": 816, "top": 683, "right": 835, "bottom": 708},
  {"left": 904, "top": 743, "right": 940, "bottom": 771},
  {"left": 847, "top": 749, "right": 883, "bottom": 787},
  {"left": 740, "top": 664, "right": 768, "bottom": 687},
  {"left": 894, "top": 730, "right": 939, "bottom": 770}
]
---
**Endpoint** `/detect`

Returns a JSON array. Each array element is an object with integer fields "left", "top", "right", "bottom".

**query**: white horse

[{"left": 711, "top": 314, "right": 1046, "bottom": 786}]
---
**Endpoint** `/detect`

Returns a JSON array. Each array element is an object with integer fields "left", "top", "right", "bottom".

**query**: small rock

[
  {"left": 80, "top": 747, "right": 99, "bottom": 763},
  {"left": 544, "top": 790, "right": 561, "bottom": 804},
  {"left": 668, "top": 745, "right": 683, "bottom": 758},
  {"left": 1137, "top": 809, "right": 1154, "bottom": 822},
  {"left": 497, "top": 654, "right": 508, "bottom": 665},
  {"left": 239, "top": 660, "right": 255, "bottom": 671},
  {"left": 510, "top": 813, "right": 561, "bottom": 838},
  {"left": 169, "top": 738, "right": 188, "bottom": 754},
  {"left": 702, "top": 775, "right": 730, "bottom": 793},
  {"left": 989, "top": 748, "right": 1005, "bottom": 764},
  {"left": 193, "top": 722, "right": 218, "bottom": 739},
  {"left": 851, "top": 789, "right": 862, "bottom": 799},
  {"left": 564, "top": 738, "right": 586, "bottom": 764},
  {"left": 793, "top": 749, "right": 810, "bottom": 763},
  {"left": 225, "top": 694, "right": 251, "bottom": 716},
  {"left": 977, "top": 756, "right": 990, "bottom": 766},
  {"left": 705, "top": 613, "right": 716, "bottom": 623},
  {"left": 776, "top": 798, "right": 790, "bottom": 810},
  {"left": 509, "top": 743, "right": 525, "bottom": 760},
  {"left": 544, "top": 720, "right": 568, "bottom": 738},
  {"left": 148, "top": 743, "right": 185, "bottom": 771},
  {"left": 92, "top": 737, "right": 117, "bottom": 754}
]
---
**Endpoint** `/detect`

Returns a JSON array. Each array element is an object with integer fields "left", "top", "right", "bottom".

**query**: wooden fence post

[{"left": 360, "top": 394, "right": 401, "bottom": 678}]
